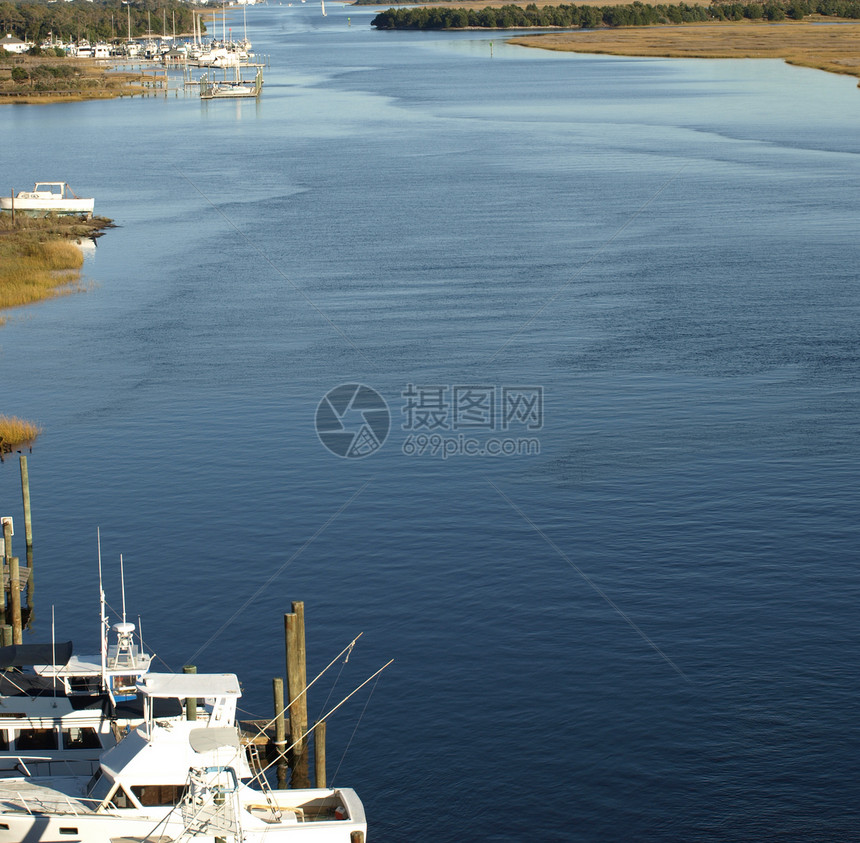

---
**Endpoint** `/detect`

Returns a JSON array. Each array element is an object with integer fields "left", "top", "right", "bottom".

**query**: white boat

[
  {"left": 200, "top": 67, "right": 263, "bottom": 99},
  {"left": 0, "top": 183, "right": 94, "bottom": 218},
  {"left": 0, "top": 619, "right": 176, "bottom": 779},
  {"left": 0, "top": 558, "right": 174, "bottom": 779},
  {"left": 0, "top": 672, "right": 368, "bottom": 842}
]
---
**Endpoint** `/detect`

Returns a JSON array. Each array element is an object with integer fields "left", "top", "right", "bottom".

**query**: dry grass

[
  {"left": 383, "top": 0, "right": 712, "bottom": 6},
  {"left": 0, "top": 213, "right": 112, "bottom": 322},
  {"left": 0, "top": 56, "right": 150, "bottom": 105},
  {"left": 509, "top": 21, "right": 860, "bottom": 82},
  {"left": 0, "top": 238, "right": 85, "bottom": 317},
  {"left": 0, "top": 416, "right": 42, "bottom": 447}
]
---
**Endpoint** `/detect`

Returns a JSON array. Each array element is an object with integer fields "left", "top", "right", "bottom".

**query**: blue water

[{"left": 1, "top": 6, "right": 859, "bottom": 840}]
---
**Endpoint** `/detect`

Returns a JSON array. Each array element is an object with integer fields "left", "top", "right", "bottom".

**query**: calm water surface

[{"left": 1, "top": 7, "right": 859, "bottom": 840}]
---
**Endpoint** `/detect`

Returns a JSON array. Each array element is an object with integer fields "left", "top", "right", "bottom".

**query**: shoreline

[
  {"left": 0, "top": 213, "right": 112, "bottom": 446},
  {"left": 508, "top": 21, "right": 860, "bottom": 84}
]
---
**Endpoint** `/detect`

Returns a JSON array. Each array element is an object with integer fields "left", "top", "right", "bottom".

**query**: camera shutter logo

[{"left": 315, "top": 384, "right": 390, "bottom": 459}]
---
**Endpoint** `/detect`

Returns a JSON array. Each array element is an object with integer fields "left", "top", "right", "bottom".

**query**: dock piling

[
  {"left": 2, "top": 519, "right": 11, "bottom": 625},
  {"left": 9, "top": 557, "right": 21, "bottom": 644},
  {"left": 285, "top": 606, "right": 310, "bottom": 788},
  {"left": 314, "top": 719, "right": 326, "bottom": 788},
  {"left": 273, "top": 677, "right": 288, "bottom": 789},
  {"left": 19, "top": 456, "right": 32, "bottom": 551},
  {"left": 183, "top": 665, "right": 198, "bottom": 720}
]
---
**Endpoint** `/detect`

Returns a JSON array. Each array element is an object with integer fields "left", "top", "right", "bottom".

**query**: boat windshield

[{"left": 88, "top": 769, "right": 112, "bottom": 801}]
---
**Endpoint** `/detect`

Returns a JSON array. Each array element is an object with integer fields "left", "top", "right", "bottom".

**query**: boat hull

[{"left": 0, "top": 196, "right": 94, "bottom": 217}]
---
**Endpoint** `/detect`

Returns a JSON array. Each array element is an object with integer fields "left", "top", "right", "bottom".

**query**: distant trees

[
  {"left": 0, "top": 0, "right": 200, "bottom": 45},
  {"left": 371, "top": 0, "right": 860, "bottom": 29}
]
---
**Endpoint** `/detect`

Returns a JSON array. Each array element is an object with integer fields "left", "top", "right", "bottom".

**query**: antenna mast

[{"left": 98, "top": 528, "right": 107, "bottom": 693}]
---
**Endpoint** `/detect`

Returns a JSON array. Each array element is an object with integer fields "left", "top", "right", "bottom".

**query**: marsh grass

[
  {"left": 0, "top": 213, "right": 112, "bottom": 320},
  {"left": 0, "top": 415, "right": 42, "bottom": 447},
  {"left": 510, "top": 22, "right": 860, "bottom": 83},
  {"left": 0, "top": 233, "right": 86, "bottom": 316}
]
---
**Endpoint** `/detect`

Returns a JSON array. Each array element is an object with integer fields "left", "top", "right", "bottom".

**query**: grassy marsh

[
  {"left": 0, "top": 416, "right": 42, "bottom": 448},
  {"left": 509, "top": 21, "right": 860, "bottom": 83},
  {"left": 0, "top": 214, "right": 104, "bottom": 321}
]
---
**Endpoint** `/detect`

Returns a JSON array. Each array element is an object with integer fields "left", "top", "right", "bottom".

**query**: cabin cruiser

[
  {"left": 0, "top": 183, "right": 94, "bottom": 218},
  {"left": 0, "top": 672, "right": 368, "bottom": 842},
  {"left": 0, "top": 622, "right": 179, "bottom": 778}
]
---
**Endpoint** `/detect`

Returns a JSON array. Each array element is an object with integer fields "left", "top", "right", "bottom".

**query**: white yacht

[
  {"left": 0, "top": 621, "right": 175, "bottom": 778},
  {"left": 0, "top": 672, "right": 368, "bottom": 842}
]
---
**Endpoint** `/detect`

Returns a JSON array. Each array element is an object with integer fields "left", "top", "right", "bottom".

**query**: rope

[
  {"left": 183, "top": 483, "right": 372, "bottom": 665},
  {"left": 331, "top": 671, "right": 380, "bottom": 786},
  {"left": 256, "top": 659, "right": 393, "bottom": 781},
  {"left": 245, "top": 635, "right": 362, "bottom": 746},
  {"left": 315, "top": 638, "right": 355, "bottom": 724}
]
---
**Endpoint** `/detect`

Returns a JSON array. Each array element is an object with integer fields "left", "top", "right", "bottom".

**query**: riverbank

[
  {"left": 509, "top": 21, "right": 860, "bottom": 84},
  {"left": 0, "top": 213, "right": 111, "bottom": 446},
  {"left": 0, "top": 54, "right": 149, "bottom": 104},
  {"left": 0, "top": 213, "right": 111, "bottom": 320}
]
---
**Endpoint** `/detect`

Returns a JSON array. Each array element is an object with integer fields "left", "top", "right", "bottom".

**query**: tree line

[
  {"left": 0, "top": 0, "right": 200, "bottom": 45},
  {"left": 370, "top": 0, "right": 860, "bottom": 28}
]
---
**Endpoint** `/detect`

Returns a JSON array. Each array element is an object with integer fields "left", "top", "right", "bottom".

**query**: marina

[{"left": 0, "top": 463, "right": 374, "bottom": 840}]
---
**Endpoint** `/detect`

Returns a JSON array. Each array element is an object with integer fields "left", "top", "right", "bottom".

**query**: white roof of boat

[
  {"left": 136, "top": 673, "right": 241, "bottom": 699},
  {"left": 35, "top": 651, "right": 152, "bottom": 678}
]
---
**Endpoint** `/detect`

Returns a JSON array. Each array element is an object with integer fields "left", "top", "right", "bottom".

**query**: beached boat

[
  {"left": 0, "top": 183, "right": 94, "bottom": 218},
  {"left": 0, "top": 672, "right": 368, "bottom": 842}
]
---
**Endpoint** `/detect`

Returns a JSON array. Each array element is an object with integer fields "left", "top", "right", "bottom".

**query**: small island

[
  {"left": 510, "top": 20, "right": 860, "bottom": 83},
  {"left": 371, "top": 0, "right": 860, "bottom": 85}
]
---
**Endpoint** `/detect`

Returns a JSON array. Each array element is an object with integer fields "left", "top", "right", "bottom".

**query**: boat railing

[
  {"left": 7, "top": 790, "right": 106, "bottom": 817},
  {"left": 1, "top": 755, "right": 50, "bottom": 778},
  {"left": 4, "top": 754, "right": 99, "bottom": 779}
]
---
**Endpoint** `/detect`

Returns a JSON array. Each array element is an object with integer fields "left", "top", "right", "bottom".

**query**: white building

[{"left": 0, "top": 34, "right": 29, "bottom": 54}]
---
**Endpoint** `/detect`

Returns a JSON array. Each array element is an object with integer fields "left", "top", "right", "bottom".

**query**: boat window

[
  {"left": 69, "top": 676, "right": 101, "bottom": 694},
  {"left": 16, "top": 728, "right": 58, "bottom": 750},
  {"left": 63, "top": 727, "right": 102, "bottom": 750},
  {"left": 131, "top": 784, "right": 188, "bottom": 806},
  {"left": 111, "top": 785, "right": 135, "bottom": 809},
  {"left": 0, "top": 731, "right": 8, "bottom": 751},
  {"left": 88, "top": 771, "right": 112, "bottom": 801},
  {"left": 112, "top": 674, "right": 138, "bottom": 694}
]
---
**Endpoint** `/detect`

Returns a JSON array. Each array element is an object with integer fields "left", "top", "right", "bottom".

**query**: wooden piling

[
  {"left": 273, "top": 677, "right": 288, "bottom": 789},
  {"left": 285, "top": 609, "right": 309, "bottom": 788},
  {"left": 350, "top": 832, "right": 365, "bottom": 843},
  {"left": 9, "top": 557, "right": 21, "bottom": 645},
  {"left": 183, "top": 665, "right": 197, "bottom": 721},
  {"left": 0, "top": 625, "right": 12, "bottom": 647},
  {"left": 19, "top": 456, "right": 32, "bottom": 551},
  {"left": 19, "top": 456, "right": 34, "bottom": 624},
  {"left": 314, "top": 720, "right": 326, "bottom": 789},
  {"left": 1, "top": 520, "right": 10, "bottom": 626}
]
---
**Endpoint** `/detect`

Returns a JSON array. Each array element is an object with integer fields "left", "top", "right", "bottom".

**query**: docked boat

[
  {"left": 200, "top": 67, "right": 263, "bottom": 99},
  {"left": 0, "top": 672, "right": 368, "bottom": 842},
  {"left": 0, "top": 182, "right": 94, "bottom": 218},
  {"left": 0, "top": 620, "right": 178, "bottom": 778}
]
